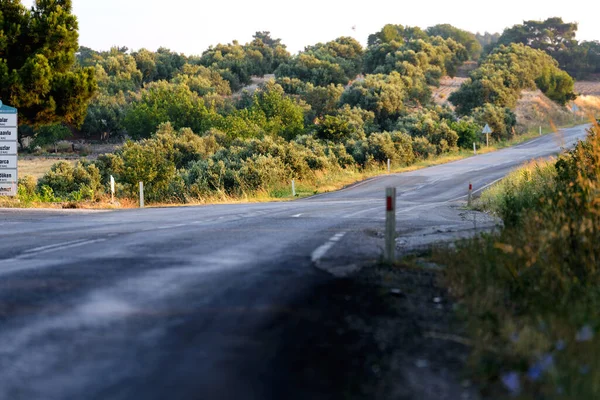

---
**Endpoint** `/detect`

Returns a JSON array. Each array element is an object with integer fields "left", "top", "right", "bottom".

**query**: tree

[
  {"left": 0, "top": 0, "right": 97, "bottom": 127},
  {"left": 123, "top": 81, "right": 219, "bottom": 139},
  {"left": 427, "top": 24, "right": 482, "bottom": 60},
  {"left": 275, "top": 37, "right": 363, "bottom": 86},
  {"left": 450, "top": 44, "right": 576, "bottom": 115}
]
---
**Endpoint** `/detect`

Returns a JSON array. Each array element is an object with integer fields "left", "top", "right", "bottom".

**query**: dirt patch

[{"left": 270, "top": 262, "right": 478, "bottom": 399}]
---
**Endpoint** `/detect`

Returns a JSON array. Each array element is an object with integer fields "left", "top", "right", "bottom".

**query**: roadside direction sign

[
  {"left": 0, "top": 142, "right": 17, "bottom": 154},
  {"left": 0, "top": 170, "right": 17, "bottom": 183},
  {"left": 0, "top": 155, "right": 17, "bottom": 169},
  {"left": 0, "top": 127, "right": 17, "bottom": 141},
  {"left": 0, "top": 102, "right": 18, "bottom": 196},
  {"left": 0, "top": 183, "right": 17, "bottom": 196}
]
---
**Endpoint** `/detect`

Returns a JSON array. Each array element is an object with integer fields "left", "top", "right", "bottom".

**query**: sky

[{"left": 22, "top": 0, "right": 600, "bottom": 55}]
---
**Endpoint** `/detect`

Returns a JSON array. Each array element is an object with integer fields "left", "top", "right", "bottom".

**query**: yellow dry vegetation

[{"left": 18, "top": 158, "right": 77, "bottom": 180}]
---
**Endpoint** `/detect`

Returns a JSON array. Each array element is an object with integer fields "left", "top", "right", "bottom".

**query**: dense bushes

[
  {"left": 450, "top": 44, "right": 575, "bottom": 115},
  {"left": 37, "top": 161, "right": 102, "bottom": 200},
  {"left": 439, "top": 123, "right": 600, "bottom": 398}
]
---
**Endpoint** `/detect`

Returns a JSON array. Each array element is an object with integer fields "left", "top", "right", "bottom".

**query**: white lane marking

[
  {"left": 22, "top": 239, "right": 89, "bottom": 254},
  {"left": 311, "top": 233, "right": 346, "bottom": 263},
  {"left": 343, "top": 206, "right": 381, "bottom": 218},
  {"left": 13, "top": 239, "right": 107, "bottom": 260},
  {"left": 292, "top": 214, "right": 303, "bottom": 218}
]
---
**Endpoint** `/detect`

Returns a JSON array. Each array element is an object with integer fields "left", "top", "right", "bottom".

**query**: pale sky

[{"left": 22, "top": 0, "right": 600, "bottom": 55}]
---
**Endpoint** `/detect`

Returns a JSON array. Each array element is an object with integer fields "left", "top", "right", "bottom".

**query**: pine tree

[{"left": 0, "top": 0, "right": 96, "bottom": 126}]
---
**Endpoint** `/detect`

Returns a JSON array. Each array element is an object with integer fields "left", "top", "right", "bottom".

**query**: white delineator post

[
  {"left": 385, "top": 187, "right": 397, "bottom": 263},
  {"left": 473, "top": 142, "right": 477, "bottom": 155},
  {"left": 292, "top": 179, "right": 296, "bottom": 197},
  {"left": 139, "top": 182, "right": 144, "bottom": 208},
  {"left": 539, "top": 126, "right": 542, "bottom": 136},
  {"left": 387, "top": 158, "right": 391, "bottom": 174},
  {"left": 468, "top": 181, "right": 473, "bottom": 207},
  {"left": 110, "top": 175, "right": 115, "bottom": 203}
]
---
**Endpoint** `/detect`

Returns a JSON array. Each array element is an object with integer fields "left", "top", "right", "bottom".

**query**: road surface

[{"left": 0, "top": 125, "right": 590, "bottom": 399}]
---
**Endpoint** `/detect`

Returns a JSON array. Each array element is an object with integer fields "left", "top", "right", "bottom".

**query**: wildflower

[
  {"left": 576, "top": 325, "right": 594, "bottom": 342},
  {"left": 579, "top": 365, "right": 590, "bottom": 375},
  {"left": 501, "top": 372, "right": 521, "bottom": 395},
  {"left": 527, "top": 354, "right": 554, "bottom": 381}
]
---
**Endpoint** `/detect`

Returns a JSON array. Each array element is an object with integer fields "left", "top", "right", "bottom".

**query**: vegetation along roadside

[{"left": 433, "top": 121, "right": 600, "bottom": 399}]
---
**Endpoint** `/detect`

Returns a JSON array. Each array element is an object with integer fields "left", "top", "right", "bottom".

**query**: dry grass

[
  {"left": 18, "top": 158, "right": 77, "bottom": 180},
  {"left": 575, "top": 81, "right": 600, "bottom": 96}
]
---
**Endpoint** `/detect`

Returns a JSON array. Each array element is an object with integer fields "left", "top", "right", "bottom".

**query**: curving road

[{"left": 0, "top": 125, "right": 590, "bottom": 399}]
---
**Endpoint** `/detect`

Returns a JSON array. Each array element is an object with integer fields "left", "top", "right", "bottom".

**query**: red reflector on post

[
  {"left": 469, "top": 183, "right": 473, "bottom": 191},
  {"left": 386, "top": 196, "right": 393, "bottom": 211}
]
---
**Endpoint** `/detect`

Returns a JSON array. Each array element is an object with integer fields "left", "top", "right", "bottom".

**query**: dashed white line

[
  {"left": 343, "top": 206, "right": 381, "bottom": 218},
  {"left": 22, "top": 239, "right": 90, "bottom": 254},
  {"left": 291, "top": 214, "right": 303, "bottom": 218},
  {"left": 311, "top": 232, "right": 346, "bottom": 263},
  {"left": 14, "top": 239, "right": 107, "bottom": 260}
]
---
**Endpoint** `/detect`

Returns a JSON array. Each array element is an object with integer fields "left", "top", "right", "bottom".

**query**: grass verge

[{"left": 432, "top": 122, "right": 600, "bottom": 399}]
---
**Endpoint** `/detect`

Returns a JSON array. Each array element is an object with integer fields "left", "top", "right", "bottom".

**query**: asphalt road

[{"left": 0, "top": 125, "right": 590, "bottom": 399}]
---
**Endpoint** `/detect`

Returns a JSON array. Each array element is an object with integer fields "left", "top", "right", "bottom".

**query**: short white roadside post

[
  {"left": 385, "top": 187, "right": 397, "bottom": 263},
  {"left": 473, "top": 142, "right": 477, "bottom": 155},
  {"left": 110, "top": 175, "right": 115, "bottom": 203},
  {"left": 468, "top": 181, "right": 473, "bottom": 207},
  {"left": 387, "top": 158, "right": 391, "bottom": 174},
  {"left": 292, "top": 179, "right": 296, "bottom": 197},
  {"left": 539, "top": 126, "right": 542, "bottom": 136},
  {"left": 139, "top": 182, "right": 144, "bottom": 208}
]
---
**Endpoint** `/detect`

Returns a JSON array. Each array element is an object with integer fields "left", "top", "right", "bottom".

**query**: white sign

[
  {"left": 0, "top": 170, "right": 17, "bottom": 183},
  {"left": 482, "top": 124, "right": 493, "bottom": 134},
  {"left": 0, "top": 127, "right": 17, "bottom": 141},
  {"left": 0, "top": 103, "right": 17, "bottom": 196},
  {"left": 0, "top": 142, "right": 17, "bottom": 155},
  {"left": 0, "top": 114, "right": 17, "bottom": 128},
  {"left": 0, "top": 155, "right": 17, "bottom": 169},
  {"left": 0, "top": 183, "right": 17, "bottom": 196}
]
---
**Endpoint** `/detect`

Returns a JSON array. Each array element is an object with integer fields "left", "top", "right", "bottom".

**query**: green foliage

[
  {"left": 395, "top": 106, "right": 458, "bottom": 153},
  {"left": 439, "top": 124, "right": 600, "bottom": 398},
  {"left": 475, "top": 32, "right": 500, "bottom": 49},
  {"left": 479, "top": 160, "right": 557, "bottom": 227},
  {"left": 315, "top": 115, "right": 352, "bottom": 142},
  {"left": 364, "top": 25, "right": 468, "bottom": 84},
  {"left": 81, "top": 92, "right": 127, "bottom": 140},
  {"left": 31, "top": 124, "right": 72, "bottom": 151},
  {"left": 450, "top": 43, "right": 576, "bottom": 115},
  {"left": 37, "top": 160, "right": 101, "bottom": 200},
  {"left": 123, "top": 81, "right": 219, "bottom": 139},
  {"left": 225, "top": 81, "right": 306, "bottom": 141},
  {"left": 340, "top": 72, "right": 420, "bottom": 130},
  {"left": 535, "top": 66, "right": 576, "bottom": 105},
  {"left": 198, "top": 35, "right": 289, "bottom": 91},
  {"left": 92, "top": 47, "right": 143, "bottom": 95},
  {"left": 450, "top": 118, "right": 480, "bottom": 149},
  {"left": 471, "top": 104, "right": 516, "bottom": 141},
  {"left": 0, "top": 0, "right": 97, "bottom": 126},
  {"left": 426, "top": 24, "right": 482, "bottom": 60},
  {"left": 172, "top": 64, "right": 232, "bottom": 97},
  {"left": 490, "top": 17, "right": 599, "bottom": 79},
  {"left": 275, "top": 37, "right": 363, "bottom": 86}
]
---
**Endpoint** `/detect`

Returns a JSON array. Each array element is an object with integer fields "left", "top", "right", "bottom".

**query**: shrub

[{"left": 37, "top": 161, "right": 102, "bottom": 200}]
